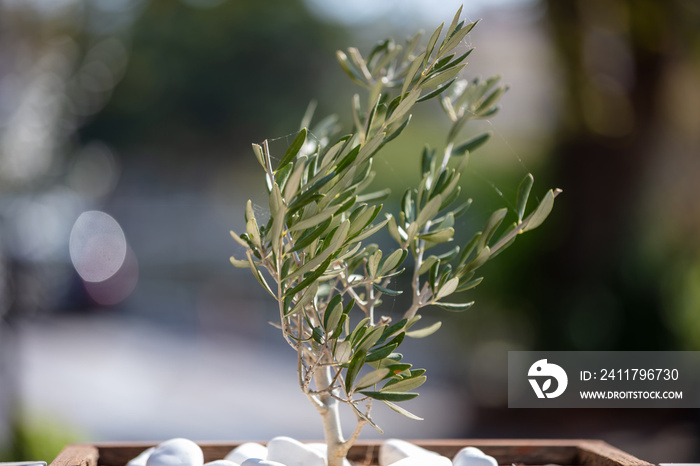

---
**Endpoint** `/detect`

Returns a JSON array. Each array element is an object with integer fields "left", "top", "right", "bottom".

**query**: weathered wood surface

[{"left": 50, "top": 439, "right": 653, "bottom": 466}]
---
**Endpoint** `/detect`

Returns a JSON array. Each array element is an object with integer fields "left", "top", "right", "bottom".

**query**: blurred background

[{"left": 1, "top": 0, "right": 699, "bottom": 463}]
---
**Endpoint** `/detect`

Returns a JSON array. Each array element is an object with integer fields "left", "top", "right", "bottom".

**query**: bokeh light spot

[{"left": 69, "top": 211, "right": 127, "bottom": 283}]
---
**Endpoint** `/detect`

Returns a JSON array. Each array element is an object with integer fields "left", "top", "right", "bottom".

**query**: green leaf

[
  {"left": 440, "top": 20, "right": 477, "bottom": 56},
  {"left": 424, "top": 22, "right": 444, "bottom": 66},
  {"left": 345, "top": 349, "right": 367, "bottom": 393},
  {"left": 416, "top": 79, "right": 457, "bottom": 103},
  {"left": 245, "top": 250, "right": 274, "bottom": 297},
  {"left": 355, "top": 368, "right": 390, "bottom": 390},
  {"left": 290, "top": 204, "right": 341, "bottom": 232},
  {"left": 348, "top": 217, "right": 390, "bottom": 244},
  {"left": 435, "top": 301, "right": 474, "bottom": 311},
  {"left": 420, "top": 65, "right": 465, "bottom": 91},
  {"left": 464, "top": 245, "right": 490, "bottom": 273},
  {"left": 269, "top": 184, "right": 286, "bottom": 253},
  {"left": 387, "top": 89, "right": 421, "bottom": 125},
  {"left": 386, "top": 215, "right": 404, "bottom": 244},
  {"left": 436, "top": 277, "right": 459, "bottom": 300},
  {"left": 417, "top": 255, "right": 438, "bottom": 276},
  {"left": 357, "top": 325, "right": 386, "bottom": 352},
  {"left": 372, "top": 283, "right": 403, "bottom": 297},
  {"left": 453, "top": 132, "right": 491, "bottom": 155},
  {"left": 383, "top": 375, "right": 427, "bottom": 392},
  {"left": 383, "top": 114, "right": 412, "bottom": 146},
  {"left": 415, "top": 194, "right": 442, "bottom": 229},
  {"left": 418, "top": 227, "right": 454, "bottom": 244},
  {"left": 284, "top": 156, "right": 307, "bottom": 201},
  {"left": 455, "top": 276, "right": 483, "bottom": 292},
  {"left": 360, "top": 391, "right": 418, "bottom": 402},
  {"left": 229, "top": 256, "right": 249, "bottom": 269},
  {"left": 337, "top": 50, "right": 367, "bottom": 86},
  {"left": 278, "top": 128, "right": 308, "bottom": 170},
  {"left": 516, "top": 173, "right": 534, "bottom": 221},
  {"left": 382, "top": 400, "right": 423, "bottom": 421},
  {"left": 290, "top": 217, "right": 332, "bottom": 253},
  {"left": 379, "top": 249, "right": 407, "bottom": 276},
  {"left": 357, "top": 188, "right": 391, "bottom": 204},
  {"left": 324, "top": 294, "right": 344, "bottom": 331},
  {"left": 406, "top": 320, "right": 442, "bottom": 338},
  {"left": 402, "top": 51, "right": 426, "bottom": 96},
  {"left": 334, "top": 340, "right": 353, "bottom": 364},
  {"left": 523, "top": 189, "right": 558, "bottom": 232},
  {"left": 443, "top": 5, "right": 464, "bottom": 47},
  {"left": 252, "top": 143, "right": 266, "bottom": 169},
  {"left": 365, "top": 343, "right": 399, "bottom": 363},
  {"left": 478, "top": 208, "right": 508, "bottom": 250},
  {"left": 287, "top": 282, "right": 318, "bottom": 316},
  {"left": 284, "top": 255, "right": 334, "bottom": 298}
]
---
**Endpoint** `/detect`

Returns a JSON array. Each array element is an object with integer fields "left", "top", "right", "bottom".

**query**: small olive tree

[{"left": 230, "top": 7, "right": 560, "bottom": 466}]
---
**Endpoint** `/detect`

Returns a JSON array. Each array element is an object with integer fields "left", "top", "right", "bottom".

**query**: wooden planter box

[{"left": 50, "top": 439, "right": 654, "bottom": 466}]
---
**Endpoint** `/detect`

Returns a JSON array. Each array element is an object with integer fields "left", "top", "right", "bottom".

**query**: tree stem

[{"left": 313, "top": 363, "right": 346, "bottom": 466}]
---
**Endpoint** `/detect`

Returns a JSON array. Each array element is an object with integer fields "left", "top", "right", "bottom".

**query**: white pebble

[
  {"left": 240, "top": 460, "right": 286, "bottom": 466},
  {"left": 128, "top": 448, "right": 155, "bottom": 466},
  {"left": 389, "top": 457, "right": 453, "bottom": 466},
  {"left": 306, "top": 443, "right": 352, "bottom": 466},
  {"left": 225, "top": 443, "right": 269, "bottom": 465},
  {"left": 266, "top": 437, "right": 325, "bottom": 466},
  {"left": 146, "top": 438, "right": 204, "bottom": 466},
  {"left": 205, "top": 461, "right": 239, "bottom": 466},
  {"left": 379, "top": 439, "right": 446, "bottom": 466},
  {"left": 452, "top": 447, "right": 498, "bottom": 466}
]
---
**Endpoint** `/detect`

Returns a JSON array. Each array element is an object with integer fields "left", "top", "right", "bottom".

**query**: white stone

[
  {"left": 306, "top": 443, "right": 352, "bottom": 466},
  {"left": 128, "top": 448, "right": 155, "bottom": 466},
  {"left": 388, "top": 457, "right": 453, "bottom": 466},
  {"left": 205, "top": 461, "right": 239, "bottom": 466},
  {"left": 266, "top": 437, "right": 325, "bottom": 466},
  {"left": 452, "top": 447, "right": 498, "bottom": 466},
  {"left": 225, "top": 443, "right": 269, "bottom": 465},
  {"left": 379, "top": 439, "right": 446, "bottom": 466},
  {"left": 146, "top": 438, "right": 204, "bottom": 466},
  {"left": 240, "top": 460, "right": 285, "bottom": 466}
]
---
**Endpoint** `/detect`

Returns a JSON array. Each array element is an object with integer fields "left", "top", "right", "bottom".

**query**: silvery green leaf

[
  {"left": 289, "top": 217, "right": 332, "bottom": 253},
  {"left": 416, "top": 79, "right": 457, "bottom": 103},
  {"left": 456, "top": 276, "right": 483, "bottom": 292},
  {"left": 230, "top": 230, "right": 248, "bottom": 248},
  {"left": 245, "top": 216, "right": 262, "bottom": 250},
  {"left": 420, "top": 65, "right": 465, "bottom": 91},
  {"left": 290, "top": 204, "right": 341, "bottom": 232},
  {"left": 348, "top": 217, "right": 390, "bottom": 244},
  {"left": 436, "top": 277, "right": 459, "bottom": 300},
  {"left": 229, "top": 257, "right": 249, "bottom": 269},
  {"left": 418, "top": 227, "right": 454, "bottom": 244},
  {"left": 278, "top": 128, "right": 307, "bottom": 170},
  {"left": 356, "top": 188, "right": 391, "bottom": 204},
  {"left": 402, "top": 51, "right": 426, "bottom": 96},
  {"left": 368, "top": 250, "right": 382, "bottom": 278},
  {"left": 269, "top": 184, "right": 286, "bottom": 253},
  {"left": 348, "top": 317, "right": 370, "bottom": 346},
  {"left": 379, "top": 248, "right": 407, "bottom": 275},
  {"left": 337, "top": 50, "right": 367, "bottom": 86},
  {"left": 523, "top": 188, "right": 560, "bottom": 232},
  {"left": 356, "top": 132, "right": 386, "bottom": 164},
  {"left": 406, "top": 320, "right": 442, "bottom": 338},
  {"left": 435, "top": 301, "right": 474, "bottom": 312},
  {"left": 360, "top": 391, "right": 418, "bottom": 402},
  {"left": 478, "top": 207, "right": 508, "bottom": 250},
  {"left": 383, "top": 375, "right": 427, "bottom": 392},
  {"left": 334, "top": 340, "right": 352, "bottom": 364},
  {"left": 417, "top": 255, "right": 438, "bottom": 276},
  {"left": 477, "top": 86, "right": 508, "bottom": 116},
  {"left": 424, "top": 21, "right": 444, "bottom": 66},
  {"left": 464, "top": 245, "right": 490, "bottom": 273},
  {"left": 458, "top": 231, "right": 481, "bottom": 265},
  {"left": 443, "top": 5, "right": 463, "bottom": 47},
  {"left": 382, "top": 400, "right": 424, "bottom": 421},
  {"left": 284, "top": 156, "right": 307, "bottom": 201},
  {"left": 357, "top": 325, "right": 386, "bottom": 352},
  {"left": 355, "top": 368, "right": 390, "bottom": 390},
  {"left": 415, "top": 194, "right": 442, "bottom": 229},
  {"left": 365, "top": 342, "right": 398, "bottom": 363},
  {"left": 345, "top": 349, "right": 367, "bottom": 393},
  {"left": 436, "top": 245, "right": 459, "bottom": 262},
  {"left": 287, "top": 282, "right": 318, "bottom": 316},
  {"left": 516, "top": 173, "right": 534, "bottom": 221},
  {"left": 245, "top": 250, "right": 274, "bottom": 297},
  {"left": 372, "top": 283, "right": 402, "bottom": 297},
  {"left": 284, "top": 255, "right": 334, "bottom": 298},
  {"left": 383, "top": 113, "right": 412, "bottom": 146},
  {"left": 324, "top": 294, "right": 343, "bottom": 330},
  {"left": 387, "top": 89, "right": 421, "bottom": 126},
  {"left": 454, "top": 132, "right": 491, "bottom": 156},
  {"left": 386, "top": 215, "right": 403, "bottom": 244},
  {"left": 252, "top": 143, "right": 266, "bottom": 169},
  {"left": 440, "top": 20, "right": 477, "bottom": 57}
]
